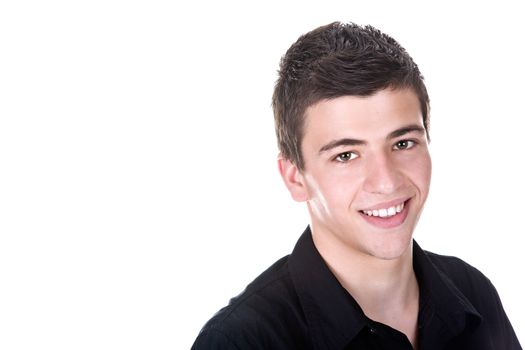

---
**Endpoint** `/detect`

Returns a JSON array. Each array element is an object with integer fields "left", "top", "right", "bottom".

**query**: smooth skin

[{"left": 279, "top": 88, "right": 432, "bottom": 348}]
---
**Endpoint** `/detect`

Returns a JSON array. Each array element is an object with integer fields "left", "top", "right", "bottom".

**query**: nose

[{"left": 362, "top": 151, "right": 404, "bottom": 194}]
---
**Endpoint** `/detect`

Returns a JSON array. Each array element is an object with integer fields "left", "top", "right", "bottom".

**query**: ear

[{"left": 277, "top": 155, "right": 309, "bottom": 202}]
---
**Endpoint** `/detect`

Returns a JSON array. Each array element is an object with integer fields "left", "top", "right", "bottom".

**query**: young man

[{"left": 192, "top": 22, "right": 521, "bottom": 349}]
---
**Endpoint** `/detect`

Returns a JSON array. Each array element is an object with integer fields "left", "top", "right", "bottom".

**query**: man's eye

[
  {"left": 394, "top": 140, "right": 416, "bottom": 150},
  {"left": 334, "top": 152, "right": 358, "bottom": 162}
]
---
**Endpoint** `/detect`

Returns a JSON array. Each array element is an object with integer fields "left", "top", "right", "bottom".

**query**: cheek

[
  {"left": 410, "top": 153, "right": 432, "bottom": 193},
  {"left": 305, "top": 182, "right": 334, "bottom": 222},
  {"left": 303, "top": 173, "right": 329, "bottom": 210},
  {"left": 308, "top": 170, "right": 361, "bottom": 212}
]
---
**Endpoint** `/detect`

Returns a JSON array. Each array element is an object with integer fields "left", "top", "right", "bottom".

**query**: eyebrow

[{"left": 318, "top": 124, "right": 426, "bottom": 154}]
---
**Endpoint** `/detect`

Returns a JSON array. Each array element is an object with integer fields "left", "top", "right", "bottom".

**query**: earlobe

[{"left": 277, "top": 156, "right": 309, "bottom": 202}]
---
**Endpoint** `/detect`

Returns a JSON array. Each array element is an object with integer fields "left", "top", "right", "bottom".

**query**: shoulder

[
  {"left": 424, "top": 250, "right": 510, "bottom": 313},
  {"left": 423, "top": 251, "right": 522, "bottom": 348},
  {"left": 425, "top": 252, "right": 490, "bottom": 293},
  {"left": 423, "top": 251, "right": 513, "bottom": 332},
  {"left": 192, "top": 255, "right": 307, "bottom": 349}
]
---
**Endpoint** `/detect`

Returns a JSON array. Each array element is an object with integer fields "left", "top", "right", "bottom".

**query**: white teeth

[{"left": 362, "top": 201, "right": 405, "bottom": 218}]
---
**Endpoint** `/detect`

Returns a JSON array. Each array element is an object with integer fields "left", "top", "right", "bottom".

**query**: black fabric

[{"left": 192, "top": 227, "right": 521, "bottom": 349}]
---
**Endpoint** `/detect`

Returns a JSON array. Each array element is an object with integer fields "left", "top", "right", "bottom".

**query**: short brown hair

[{"left": 272, "top": 22, "right": 430, "bottom": 170}]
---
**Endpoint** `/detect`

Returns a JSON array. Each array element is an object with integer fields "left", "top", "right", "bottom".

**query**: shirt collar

[
  {"left": 412, "top": 240, "right": 482, "bottom": 341},
  {"left": 288, "top": 227, "right": 367, "bottom": 349},
  {"left": 288, "top": 227, "right": 482, "bottom": 350}
]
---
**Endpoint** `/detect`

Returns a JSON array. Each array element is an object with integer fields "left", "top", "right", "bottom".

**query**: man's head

[
  {"left": 274, "top": 22, "right": 432, "bottom": 261},
  {"left": 273, "top": 22, "right": 429, "bottom": 171}
]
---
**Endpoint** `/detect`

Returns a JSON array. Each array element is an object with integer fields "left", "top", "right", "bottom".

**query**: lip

[
  {"left": 359, "top": 198, "right": 412, "bottom": 229},
  {"left": 360, "top": 196, "right": 412, "bottom": 211}
]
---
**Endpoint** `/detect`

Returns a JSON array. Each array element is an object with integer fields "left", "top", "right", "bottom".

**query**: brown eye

[
  {"left": 394, "top": 140, "right": 415, "bottom": 150},
  {"left": 335, "top": 152, "right": 358, "bottom": 163}
]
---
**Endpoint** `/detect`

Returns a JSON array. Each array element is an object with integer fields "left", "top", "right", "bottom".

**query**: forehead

[{"left": 302, "top": 88, "right": 423, "bottom": 147}]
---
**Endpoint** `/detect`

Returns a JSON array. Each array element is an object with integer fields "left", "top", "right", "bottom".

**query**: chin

[
  {"left": 365, "top": 234, "right": 414, "bottom": 260},
  {"left": 370, "top": 249, "right": 410, "bottom": 261}
]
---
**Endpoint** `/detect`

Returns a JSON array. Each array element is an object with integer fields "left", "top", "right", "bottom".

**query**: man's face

[{"left": 281, "top": 88, "right": 431, "bottom": 260}]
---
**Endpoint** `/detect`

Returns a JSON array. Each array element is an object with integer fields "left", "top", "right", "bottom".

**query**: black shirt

[{"left": 192, "top": 227, "right": 521, "bottom": 349}]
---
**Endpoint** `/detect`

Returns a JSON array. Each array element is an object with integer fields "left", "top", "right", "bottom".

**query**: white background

[{"left": 1, "top": 0, "right": 524, "bottom": 349}]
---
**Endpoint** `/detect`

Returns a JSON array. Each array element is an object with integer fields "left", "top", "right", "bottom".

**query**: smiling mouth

[
  {"left": 360, "top": 201, "right": 406, "bottom": 218},
  {"left": 358, "top": 199, "right": 411, "bottom": 229}
]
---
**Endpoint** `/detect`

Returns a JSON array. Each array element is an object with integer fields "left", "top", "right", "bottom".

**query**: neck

[
  {"left": 311, "top": 226, "right": 419, "bottom": 346},
  {"left": 339, "top": 248, "right": 416, "bottom": 313}
]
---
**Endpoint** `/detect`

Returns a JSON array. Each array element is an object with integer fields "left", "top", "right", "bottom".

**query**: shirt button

[{"left": 369, "top": 327, "right": 377, "bottom": 334}]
